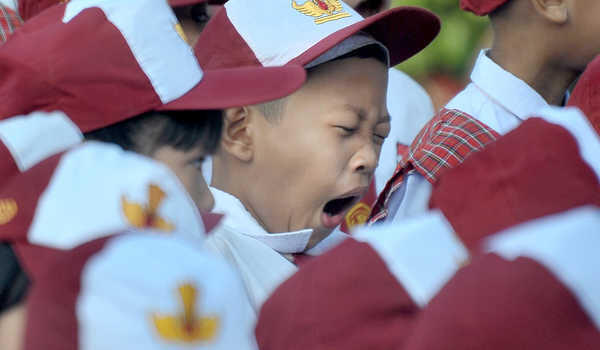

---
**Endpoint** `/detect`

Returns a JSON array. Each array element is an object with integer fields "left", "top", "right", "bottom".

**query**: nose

[{"left": 350, "top": 142, "right": 378, "bottom": 176}]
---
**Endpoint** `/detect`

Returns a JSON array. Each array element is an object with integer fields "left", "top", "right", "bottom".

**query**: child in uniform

[
  {"left": 194, "top": 0, "right": 440, "bottom": 312},
  {"left": 370, "top": 0, "right": 600, "bottom": 224}
]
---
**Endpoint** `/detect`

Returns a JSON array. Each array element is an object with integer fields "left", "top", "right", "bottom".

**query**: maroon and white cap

[
  {"left": 404, "top": 206, "right": 600, "bottom": 350},
  {"left": 0, "top": 0, "right": 305, "bottom": 180},
  {"left": 256, "top": 118, "right": 600, "bottom": 349},
  {"left": 195, "top": 0, "right": 440, "bottom": 69},
  {"left": 25, "top": 232, "right": 257, "bottom": 350},
  {"left": 0, "top": 141, "right": 211, "bottom": 278},
  {"left": 18, "top": 0, "right": 225, "bottom": 21}
]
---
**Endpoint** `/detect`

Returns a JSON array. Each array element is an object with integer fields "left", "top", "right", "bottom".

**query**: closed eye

[
  {"left": 373, "top": 133, "right": 386, "bottom": 146},
  {"left": 335, "top": 126, "right": 357, "bottom": 135}
]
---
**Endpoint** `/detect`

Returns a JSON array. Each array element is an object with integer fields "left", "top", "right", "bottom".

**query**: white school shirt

[
  {"left": 204, "top": 187, "right": 347, "bottom": 315},
  {"left": 0, "top": 0, "right": 16, "bottom": 11},
  {"left": 385, "top": 50, "right": 549, "bottom": 224}
]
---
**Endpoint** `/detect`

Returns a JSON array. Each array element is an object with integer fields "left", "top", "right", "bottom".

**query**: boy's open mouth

[{"left": 321, "top": 195, "right": 360, "bottom": 229}]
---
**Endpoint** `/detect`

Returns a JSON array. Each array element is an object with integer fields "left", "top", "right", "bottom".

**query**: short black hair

[{"left": 84, "top": 110, "right": 223, "bottom": 156}]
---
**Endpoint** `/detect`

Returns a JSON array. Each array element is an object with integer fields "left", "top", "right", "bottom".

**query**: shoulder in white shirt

[{"left": 387, "top": 49, "right": 549, "bottom": 223}]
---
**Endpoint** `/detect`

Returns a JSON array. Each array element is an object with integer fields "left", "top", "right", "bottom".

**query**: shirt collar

[
  {"left": 471, "top": 49, "right": 548, "bottom": 120},
  {"left": 210, "top": 187, "right": 315, "bottom": 254}
]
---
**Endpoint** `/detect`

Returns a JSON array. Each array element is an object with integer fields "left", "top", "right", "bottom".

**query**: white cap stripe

[
  {"left": 0, "top": 111, "right": 82, "bottom": 172},
  {"left": 487, "top": 206, "right": 600, "bottom": 330},
  {"left": 355, "top": 210, "right": 469, "bottom": 307},
  {"left": 63, "top": 0, "right": 203, "bottom": 103}
]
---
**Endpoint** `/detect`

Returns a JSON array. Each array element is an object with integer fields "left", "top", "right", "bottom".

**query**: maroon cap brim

[
  {"left": 290, "top": 6, "right": 440, "bottom": 67},
  {"left": 159, "top": 65, "right": 306, "bottom": 110}
]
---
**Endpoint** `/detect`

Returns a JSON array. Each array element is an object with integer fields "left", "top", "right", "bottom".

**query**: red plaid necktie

[
  {"left": 0, "top": 5, "right": 22, "bottom": 43},
  {"left": 369, "top": 108, "right": 501, "bottom": 224}
]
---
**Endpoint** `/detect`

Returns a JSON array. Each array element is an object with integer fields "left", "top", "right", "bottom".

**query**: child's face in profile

[
  {"left": 250, "top": 57, "right": 390, "bottom": 248},
  {"left": 153, "top": 145, "right": 214, "bottom": 212}
]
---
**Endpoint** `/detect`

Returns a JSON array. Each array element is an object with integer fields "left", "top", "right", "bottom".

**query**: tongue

[{"left": 321, "top": 211, "right": 345, "bottom": 229}]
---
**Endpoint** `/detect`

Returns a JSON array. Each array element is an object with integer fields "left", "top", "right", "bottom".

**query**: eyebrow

[{"left": 343, "top": 104, "right": 390, "bottom": 123}]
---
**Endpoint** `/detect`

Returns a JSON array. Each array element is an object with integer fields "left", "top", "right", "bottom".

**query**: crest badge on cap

[
  {"left": 174, "top": 22, "right": 190, "bottom": 44},
  {"left": 292, "top": 0, "right": 351, "bottom": 24},
  {"left": 122, "top": 184, "right": 175, "bottom": 232},
  {"left": 0, "top": 198, "right": 17, "bottom": 225},
  {"left": 152, "top": 283, "right": 220, "bottom": 343},
  {"left": 344, "top": 202, "right": 371, "bottom": 230}
]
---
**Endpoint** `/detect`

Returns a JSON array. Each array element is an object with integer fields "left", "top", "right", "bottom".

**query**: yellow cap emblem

[
  {"left": 344, "top": 202, "right": 371, "bottom": 231},
  {"left": 292, "top": 0, "right": 351, "bottom": 24},
  {"left": 0, "top": 199, "right": 17, "bottom": 225},
  {"left": 122, "top": 184, "right": 175, "bottom": 232},
  {"left": 153, "top": 283, "right": 219, "bottom": 344},
  {"left": 174, "top": 23, "right": 190, "bottom": 45}
]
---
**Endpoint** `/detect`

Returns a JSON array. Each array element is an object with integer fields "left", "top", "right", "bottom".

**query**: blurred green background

[{"left": 391, "top": 0, "right": 491, "bottom": 108}]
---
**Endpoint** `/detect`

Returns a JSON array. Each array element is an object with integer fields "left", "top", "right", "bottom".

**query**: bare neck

[
  {"left": 488, "top": 38, "right": 578, "bottom": 106},
  {"left": 211, "top": 157, "right": 270, "bottom": 231}
]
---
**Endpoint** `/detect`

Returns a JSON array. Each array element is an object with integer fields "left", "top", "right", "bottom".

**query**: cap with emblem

[
  {"left": 0, "top": 140, "right": 212, "bottom": 279},
  {"left": 568, "top": 55, "right": 600, "bottom": 136},
  {"left": 195, "top": 0, "right": 440, "bottom": 70},
  {"left": 0, "top": 0, "right": 305, "bottom": 182},
  {"left": 460, "top": 0, "right": 510, "bottom": 16},
  {"left": 25, "top": 232, "right": 257, "bottom": 350}
]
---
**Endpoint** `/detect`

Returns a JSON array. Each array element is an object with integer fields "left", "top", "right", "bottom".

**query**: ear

[
  {"left": 531, "top": 0, "right": 568, "bottom": 24},
  {"left": 220, "top": 107, "right": 254, "bottom": 162}
]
